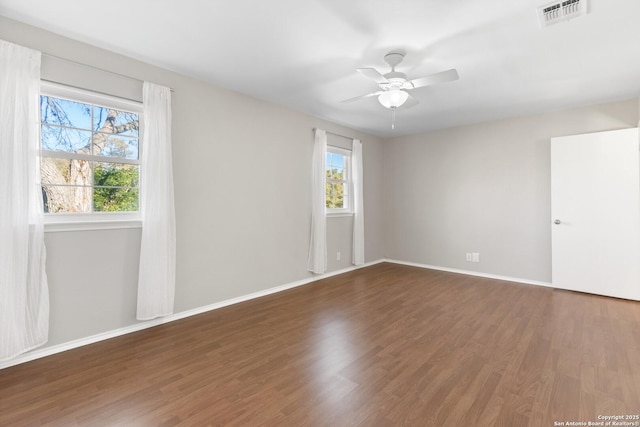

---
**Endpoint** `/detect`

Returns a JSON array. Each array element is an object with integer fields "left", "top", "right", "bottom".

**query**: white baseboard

[
  {"left": 0, "top": 259, "right": 385, "bottom": 370},
  {"left": 383, "top": 258, "right": 552, "bottom": 288}
]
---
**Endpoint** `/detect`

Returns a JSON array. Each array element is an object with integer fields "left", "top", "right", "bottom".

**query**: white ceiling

[{"left": 1, "top": 0, "right": 639, "bottom": 137}]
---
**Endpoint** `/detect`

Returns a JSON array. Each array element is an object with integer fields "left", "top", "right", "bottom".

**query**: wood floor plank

[{"left": 1, "top": 263, "right": 640, "bottom": 426}]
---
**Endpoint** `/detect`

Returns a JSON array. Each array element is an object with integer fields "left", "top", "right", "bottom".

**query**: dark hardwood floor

[{"left": 1, "top": 263, "right": 639, "bottom": 426}]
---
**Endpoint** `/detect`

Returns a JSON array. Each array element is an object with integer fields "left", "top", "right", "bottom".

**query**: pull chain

[{"left": 391, "top": 107, "right": 396, "bottom": 130}]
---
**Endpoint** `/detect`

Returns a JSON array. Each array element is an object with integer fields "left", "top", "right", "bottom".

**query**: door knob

[{"left": 554, "top": 219, "right": 561, "bottom": 225}]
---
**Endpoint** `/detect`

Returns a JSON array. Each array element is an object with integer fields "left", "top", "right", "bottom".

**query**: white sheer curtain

[
  {"left": 307, "top": 128, "right": 327, "bottom": 274},
  {"left": 0, "top": 40, "right": 49, "bottom": 361},
  {"left": 137, "top": 82, "right": 176, "bottom": 320},
  {"left": 352, "top": 138, "right": 365, "bottom": 265}
]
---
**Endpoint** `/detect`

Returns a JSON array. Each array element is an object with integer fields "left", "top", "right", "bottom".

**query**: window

[
  {"left": 326, "top": 146, "right": 351, "bottom": 214},
  {"left": 39, "top": 83, "right": 142, "bottom": 221}
]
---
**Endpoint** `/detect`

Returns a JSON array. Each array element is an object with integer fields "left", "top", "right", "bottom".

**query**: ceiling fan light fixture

[{"left": 378, "top": 89, "right": 409, "bottom": 109}]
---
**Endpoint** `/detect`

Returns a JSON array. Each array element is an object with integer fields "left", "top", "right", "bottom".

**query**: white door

[{"left": 551, "top": 128, "right": 640, "bottom": 300}]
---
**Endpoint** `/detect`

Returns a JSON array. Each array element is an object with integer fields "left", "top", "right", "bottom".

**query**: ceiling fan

[{"left": 342, "top": 50, "right": 459, "bottom": 128}]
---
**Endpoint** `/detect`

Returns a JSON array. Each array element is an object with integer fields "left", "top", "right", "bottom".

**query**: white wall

[
  {"left": 384, "top": 99, "right": 639, "bottom": 282},
  {"left": 0, "top": 16, "right": 385, "bottom": 350},
  {"left": 44, "top": 229, "right": 141, "bottom": 345}
]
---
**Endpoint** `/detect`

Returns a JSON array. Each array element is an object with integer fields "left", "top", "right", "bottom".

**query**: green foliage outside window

[
  {"left": 93, "top": 163, "right": 139, "bottom": 212},
  {"left": 326, "top": 169, "right": 345, "bottom": 208}
]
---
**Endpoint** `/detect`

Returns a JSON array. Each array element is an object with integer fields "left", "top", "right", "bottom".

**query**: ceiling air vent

[{"left": 538, "top": 0, "right": 588, "bottom": 27}]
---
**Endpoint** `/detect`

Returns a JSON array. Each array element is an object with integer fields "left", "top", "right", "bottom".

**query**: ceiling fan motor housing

[{"left": 382, "top": 72, "right": 412, "bottom": 90}]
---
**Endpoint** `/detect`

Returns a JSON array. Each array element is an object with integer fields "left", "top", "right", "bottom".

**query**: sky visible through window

[
  {"left": 326, "top": 152, "right": 344, "bottom": 170},
  {"left": 40, "top": 96, "right": 139, "bottom": 158}
]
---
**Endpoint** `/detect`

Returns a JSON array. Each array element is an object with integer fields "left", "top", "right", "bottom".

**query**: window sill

[
  {"left": 44, "top": 219, "right": 142, "bottom": 233},
  {"left": 326, "top": 212, "right": 354, "bottom": 218}
]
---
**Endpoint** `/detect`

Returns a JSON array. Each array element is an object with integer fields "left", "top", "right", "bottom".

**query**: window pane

[
  {"left": 94, "top": 107, "right": 139, "bottom": 136},
  {"left": 332, "top": 153, "right": 344, "bottom": 168},
  {"left": 327, "top": 196, "right": 337, "bottom": 209},
  {"left": 333, "top": 197, "right": 344, "bottom": 208},
  {"left": 94, "top": 187, "right": 139, "bottom": 212},
  {"left": 325, "top": 183, "right": 345, "bottom": 209},
  {"left": 42, "top": 185, "right": 91, "bottom": 213},
  {"left": 94, "top": 135, "right": 139, "bottom": 159},
  {"left": 41, "top": 158, "right": 90, "bottom": 185},
  {"left": 41, "top": 125, "right": 91, "bottom": 154},
  {"left": 40, "top": 96, "right": 92, "bottom": 130},
  {"left": 326, "top": 182, "right": 334, "bottom": 208},
  {"left": 326, "top": 168, "right": 344, "bottom": 180},
  {"left": 332, "top": 167, "right": 344, "bottom": 180},
  {"left": 94, "top": 162, "right": 139, "bottom": 187}
]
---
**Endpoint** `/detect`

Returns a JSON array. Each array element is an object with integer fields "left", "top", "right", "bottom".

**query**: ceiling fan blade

[
  {"left": 401, "top": 92, "right": 419, "bottom": 109},
  {"left": 341, "top": 91, "right": 383, "bottom": 103},
  {"left": 409, "top": 69, "right": 459, "bottom": 89},
  {"left": 357, "top": 68, "right": 389, "bottom": 84}
]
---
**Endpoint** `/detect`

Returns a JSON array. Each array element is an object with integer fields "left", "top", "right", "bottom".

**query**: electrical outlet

[
  {"left": 337, "top": 252, "right": 341, "bottom": 261},
  {"left": 472, "top": 253, "right": 480, "bottom": 263},
  {"left": 466, "top": 253, "right": 472, "bottom": 262}
]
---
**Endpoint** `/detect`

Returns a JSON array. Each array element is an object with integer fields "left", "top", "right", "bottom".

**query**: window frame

[
  {"left": 325, "top": 145, "right": 353, "bottom": 216},
  {"left": 40, "top": 82, "right": 144, "bottom": 229}
]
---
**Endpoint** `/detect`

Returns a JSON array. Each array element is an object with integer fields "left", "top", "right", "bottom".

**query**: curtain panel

[
  {"left": 137, "top": 82, "right": 176, "bottom": 320},
  {"left": 307, "top": 128, "right": 327, "bottom": 274},
  {"left": 352, "top": 138, "right": 365, "bottom": 265},
  {"left": 0, "top": 40, "right": 49, "bottom": 361}
]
